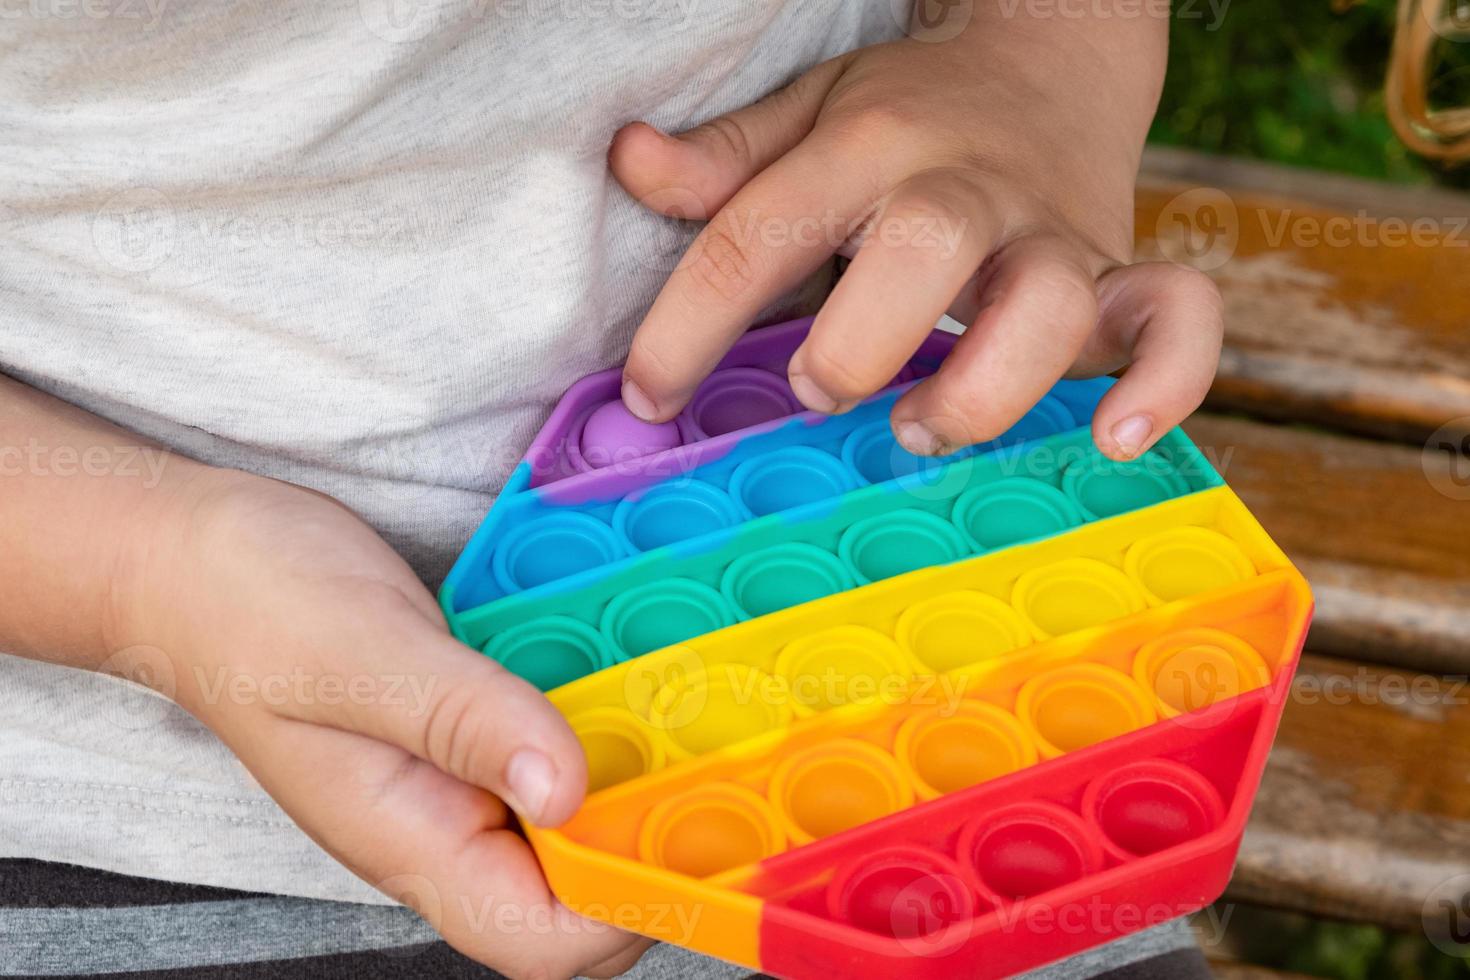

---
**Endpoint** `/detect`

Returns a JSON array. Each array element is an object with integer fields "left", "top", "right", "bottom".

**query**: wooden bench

[{"left": 1133, "top": 148, "right": 1470, "bottom": 972}]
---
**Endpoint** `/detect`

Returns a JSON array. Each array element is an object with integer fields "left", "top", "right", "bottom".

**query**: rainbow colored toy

[{"left": 440, "top": 318, "right": 1311, "bottom": 979}]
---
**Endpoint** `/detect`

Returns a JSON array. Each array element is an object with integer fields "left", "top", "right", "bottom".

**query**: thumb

[
  {"left": 609, "top": 54, "right": 851, "bottom": 217},
  {"left": 286, "top": 602, "right": 590, "bottom": 828}
]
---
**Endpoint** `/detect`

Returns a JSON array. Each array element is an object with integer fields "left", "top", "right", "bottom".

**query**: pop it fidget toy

[{"left": 440, "top": 317, "right": 1312, "bottom": 979}]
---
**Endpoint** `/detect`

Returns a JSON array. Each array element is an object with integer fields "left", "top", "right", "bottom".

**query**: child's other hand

[
  {"left": 117, "top": 470, "right": 649, "bottom": 979},
  {"left": 611, "top": 8, "right": 1223, "bottom": 461}
]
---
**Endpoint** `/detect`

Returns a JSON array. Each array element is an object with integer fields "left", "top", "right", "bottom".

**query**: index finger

[{"left": 621, "top": 135, "right": 879, "bottom": 422}]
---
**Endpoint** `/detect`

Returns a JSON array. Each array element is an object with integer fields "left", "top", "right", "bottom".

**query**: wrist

[{"left": 101, "top": 461, "right": 265, "bottom": 703}]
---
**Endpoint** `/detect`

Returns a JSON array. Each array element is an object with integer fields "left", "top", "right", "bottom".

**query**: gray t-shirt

[{"left": 0, "top": 0, "right": 903, "bottom": 901}]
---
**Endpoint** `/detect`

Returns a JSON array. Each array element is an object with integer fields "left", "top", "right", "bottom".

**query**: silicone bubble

[
  {"left": 613, "top": 481, "right": 744, "bottom": 553},
  {"left": 895, "top": 591, "right": 1033, "bottom": 674},
  {"left": 951, "top": 479, "right": 1083, "bottom": 552},
  {"left": 491, "top": 512, "right": 623, "bottom": 594},
  {"left": 839, "top": 510, "right": 967, "bottom": 585},
  {"left": 720, "top": 543, "right": 853, "bottom": 619},
  {"left": 1061, "top": 448, "right": 1188, "bottom": 521},
  {"left": 638, "top": 783, "right": 786, "bottom": 878},
  {"left": 729, "top": 446, "right": 854, "bottom": 517},
  {"left": 774, "top": 626, "right": 913, "bottom": 715},
  {"left": 1010, "top": 558, "right": 1148, "bottom": 640},
  {"left": 956, "top": 802, "right": 1101, "bottom": 903},
  {"left": 995, "top": 395, "right": 1075, "bottom": 445},
  {"left": 841, "top": 420, "right": 959, "bottom": 486},
  {"left": 1133, "top": 628, "right": 1271, "bottom": 718},
  {"left": 483, "top": 616, "right": 613, "bottom": 692},
  {"left": 648, "top": 663, "right": 792, "bottom": 758},
  {"left": 769, "top": 739, "right": 915, "bottom": 844},
  {"left": 1015, "top": 663, "right": 1157, "bottom": 758},
  {"left": 1082, "top": 760, "right": 1226, "bottom": 862},
  {"left": 827, "top": 846, "right": 977, "bottom": 939},
  {"left": 599, "top": 578, "right": 735, "bottom": 659},
  {"left": 570, "top": 707, "right": 666, "bottom": 794},
  {"left": 678, "top": 367, "right": 800, "bottom": 441},
  {"left": 572, "top": 399, "right": 682, "bottom": 472},
  {"left": 1123, "top": 527, "right": 1256, "bottom": 606},
  {"left": 895, "top": 703, "right": 1038, "bottom": 800}
]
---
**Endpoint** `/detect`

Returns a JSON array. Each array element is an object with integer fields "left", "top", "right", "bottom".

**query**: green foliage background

[{"left": 1150, "top": 0, "right": 1470, "bottom": 188}]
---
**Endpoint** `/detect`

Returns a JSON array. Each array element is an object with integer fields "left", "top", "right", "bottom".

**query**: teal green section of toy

[{"left": 451, "top": 426, "right": 1221, "bottom": 688}]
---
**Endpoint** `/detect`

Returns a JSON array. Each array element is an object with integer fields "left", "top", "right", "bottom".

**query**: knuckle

[
  {"left": 929, "top": 383, "right": 1000, "bottom": 444},
  {"left": 800, "top": 342, "right": 889, "bottom": 402},
  {"left": 626, "top": 333, "right": 683, "bottom": 393},
  {"left": 892, "top": 170, "right": 980, "bottom": 222},
  {"left": 1165, "top": 265, "right": 1225, "bottom": 322},
  {"left": 878, "top": 178, "right": 978, "bottom": 262},
  {"left": 694, "top": 115, "right": 754, "bottom": 169},
  {"left": 421, "top": 683, "right": 490, "bottom": 782},
  {"left": 686, "top": 221, "right": 760, "bottom": 302},
  {"left": 1032, "top": 264, "right": 1100, "bottom": 330},
  {"left": 825, "top": 102, "right": 925, "bottom": 154}
]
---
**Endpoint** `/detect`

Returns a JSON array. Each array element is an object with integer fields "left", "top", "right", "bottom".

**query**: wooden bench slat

[
  {"left": 1137, "top": 149, "right": 1470, "bottom": 444},
  {"left": 1227, "top": 653, "right": 1470, "bottom": 931},
  {"left": 1184, "top": 413, "right": 1470, "bottom": 672}
]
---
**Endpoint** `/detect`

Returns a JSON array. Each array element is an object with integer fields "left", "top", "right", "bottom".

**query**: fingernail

[
  {"left": 789, "top": 373, "right": 839, "bottom": 414},
  {"left": 504, "top": 749, "right": 556, "bottom": 824},
  {"left": 895, "top": 420, "right": 947, "bottom": 456},
  {"left": 1109, "top": 415, "right": 1154, "bottom": 459},
  {"left": 621, "top": 378, "right": 658, "bottom": 422}
]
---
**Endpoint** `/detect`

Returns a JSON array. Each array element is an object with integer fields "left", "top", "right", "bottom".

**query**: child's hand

[
  {"left": 611, "top": 7, "right": 1223, "bottom": 461},
  {"left": 116, "top": 470, "right": 649, "bottom": 978}
]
